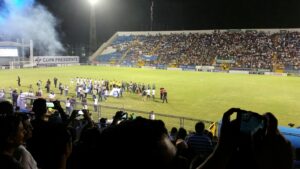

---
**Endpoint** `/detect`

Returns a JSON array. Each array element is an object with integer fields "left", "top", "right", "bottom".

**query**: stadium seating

[
  {"left": 96, "top": 30, "right": 300, "bottom": 72},
  {"left": 111, "top": 35, "right": 134, "bottom": 45},
  {"left": 96, "top": 52, "right": 122, "bottom": 63}
]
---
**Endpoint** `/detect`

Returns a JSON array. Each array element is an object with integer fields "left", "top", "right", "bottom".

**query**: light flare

[{"left": 88, "top": 0, "right": 99, "bottom": 6}]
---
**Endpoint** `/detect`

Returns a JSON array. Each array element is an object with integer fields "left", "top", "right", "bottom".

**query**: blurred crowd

[
  {"left": 0, "top": 99, "right": 295, "bottom": 169},
  {"left": 106, "top": 30, "right": 300, "bottom": 70}
]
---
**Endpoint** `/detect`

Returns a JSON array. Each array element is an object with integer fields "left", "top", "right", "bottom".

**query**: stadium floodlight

[
  {"left": 88, "top": 0, "right": 101, "bottom": 56},
  {"left": 88, "top": 0, "right": 99, "bottom": 6}
]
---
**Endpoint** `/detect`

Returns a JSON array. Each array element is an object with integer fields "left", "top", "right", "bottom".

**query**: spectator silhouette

[
  {"left": 187, "top": 122, "right": 214, "bottom": 161},
  {"left": 14, "top": 114, "right": 38, "bottom": 169},
  {"left": 197, "top": 108, "right": 293, "bottom": 169},
  {"left": 99, "top": 117, "right": 187, "bottom": 169},
  {"left": 0, "top": 100, "right": 14, "bottom": 115},
  {"left": 31, "top": 98, "right": 48, "bottom": 122},
  {"left": 175, "top": 127, "right": 190, "bottom": 160},
  {"left": 26, "top": 98, "right": 49, "bottom": 168},
  {"left": 0, "top": 115, "right": 24, "bottom": 169},
  {"left": 67, "top": 127, "right": 101, "bottom": 169},
  {"left": 41, "top": 124, "right": 72, "bottom": 169},
  {"left": 169, "top": 127, "right": 178, "bottom": 144},
  {"left": 254, "top": 112, "right": 294, "bottom": 169},
  {"left": 28, "top": 98, "right": 71, "bottom": 169}
]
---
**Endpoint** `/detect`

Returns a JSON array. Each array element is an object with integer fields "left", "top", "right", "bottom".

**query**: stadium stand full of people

[
  {"left": 0, "top": 99, "right": 296, "bottom": 169},
  {"left": 98, "top": 30, "right": 300, "bottom": 71}
]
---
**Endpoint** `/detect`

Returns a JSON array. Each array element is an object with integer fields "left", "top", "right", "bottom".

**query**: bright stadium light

[{"left": 88, "top": 0, "right": 99, "bottom": 6}]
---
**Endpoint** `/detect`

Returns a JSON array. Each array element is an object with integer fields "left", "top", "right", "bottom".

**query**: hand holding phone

[{"left": 237, "top": 110, "right": 266, "bottom": 136}]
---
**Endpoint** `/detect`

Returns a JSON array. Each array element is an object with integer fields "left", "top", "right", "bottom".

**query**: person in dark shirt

[
  {"left": 17, "top": 76, "right": 21, "bottom": 87},
  {"left": 160, "top": 88, "right": 164, "bottom": 100},
  {"left": 12, "top": 90, "right": 19, "bottom": 110},
  {"left": 162, "top": 89, "right": 168, "bottom": 103},
  {"left": 53, "top": 77, "right": 58, "bottom": 88},
  {"left": 45, "top": 79, "right": 51, "bottom": 93}
]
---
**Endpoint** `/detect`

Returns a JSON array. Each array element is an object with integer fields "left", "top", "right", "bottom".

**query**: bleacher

[
  {"left": 111, "top": 35, "right": 134, "bottom": 45},
  {"left": 96, "top": 52, "right": 122, "bottom": 63},
  {"left": 94, "top": 29, "right": 300, "bottom": 72}
]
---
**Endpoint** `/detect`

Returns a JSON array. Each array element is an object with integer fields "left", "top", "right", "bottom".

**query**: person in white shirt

[
  {"left": 64, "top": 86, "right": 69, "bottom": 96},
  {"left": 152, "top": 89, "right": 155, "bottom": 100},
  {"left": 48, "top": 91, "right": 56, "bottom": 101},
  {"left": 0, "top": 89, "right": 5, "bottom": 100},
  {"left": 149, "top": 111, "right": 155, "bottom": 120},
  {"left": 77, "top": 86, "right": 82, "bottom": 98},
  {"left": 93, "top": 98, "right": 98, "bottom": 112},
  {"left": 66, "top": 98, "right": 71, "bottom": 115},
  {"left": 146, "top": 89, "right": 151, "bottom": 100}
]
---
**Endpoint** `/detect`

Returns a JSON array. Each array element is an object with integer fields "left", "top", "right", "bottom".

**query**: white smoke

[
  {"left": 150, "top": 0, "right": 154, "bottom": 31},
  {"left": 0, "top": 0, "right": 64, "bottom": 56}
]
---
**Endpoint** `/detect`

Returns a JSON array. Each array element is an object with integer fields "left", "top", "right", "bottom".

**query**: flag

[{"left": 209, "top": 122, "right": 217, "bottom": 136}]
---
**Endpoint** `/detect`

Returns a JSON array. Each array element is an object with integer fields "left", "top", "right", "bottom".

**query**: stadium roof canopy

[{"left": 0, "top": 41, "right": 29, "bottom": 47}]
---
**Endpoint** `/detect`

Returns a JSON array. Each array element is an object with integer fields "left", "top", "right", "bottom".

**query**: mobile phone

[
  {"left": 78, "top": 110, "right": 84, "bottom": 115},
  {"left": 121, "top": 112, "right": 128, "bottom": 120},
  {"left": 46, "top": 102, "right": 54, "bottom": 108},
  {"left": 238, "top": 111, "right": 265, "bottom": 135}
]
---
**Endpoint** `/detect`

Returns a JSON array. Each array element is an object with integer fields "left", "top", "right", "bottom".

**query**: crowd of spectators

[
  {"left": 0, "top": 99, "right": 295, "bottom": 169},
  {"left": 102, "top": 30, "right": 300, "bottom": 70}
]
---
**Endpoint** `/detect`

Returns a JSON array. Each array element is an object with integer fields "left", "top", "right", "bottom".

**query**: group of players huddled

[
  {"left": 0, "top": 76, "right": 169, "bottom": 113},
  {"left": 71, "top": 77, "right": 157, "bottom": 100}
]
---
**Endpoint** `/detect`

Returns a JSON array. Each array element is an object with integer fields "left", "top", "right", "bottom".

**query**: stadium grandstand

[
  {"left": 90, "top": 29, "right": 300, "bottom": 74},
  {"left": 1, "top": 0, "right": 300, "bottom": 168},
  {"left": 1, "top": 28, "right": 300, "bottom": 168}
]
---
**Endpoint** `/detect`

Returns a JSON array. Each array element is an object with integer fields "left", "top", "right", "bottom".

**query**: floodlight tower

[{"left": 88, "top": 0, "right": 99, "bottom": 56}]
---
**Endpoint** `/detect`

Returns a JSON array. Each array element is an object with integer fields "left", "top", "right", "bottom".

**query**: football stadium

[{"left": 0, "top": 0, "right": 299, "bottom": 169}]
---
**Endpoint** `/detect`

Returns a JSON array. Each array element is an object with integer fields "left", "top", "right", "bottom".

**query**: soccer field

[{"left": 0, "top": 66, "right": 299, "bottom": 127}]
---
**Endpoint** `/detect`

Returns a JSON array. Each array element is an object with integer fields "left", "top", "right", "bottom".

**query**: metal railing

[{"left": 23, "top": 96, "right": 216, "bottom": 132}]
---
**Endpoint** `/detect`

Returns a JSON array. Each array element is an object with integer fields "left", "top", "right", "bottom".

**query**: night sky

[{"left": 24, "top": 0, "right": 300, "bottom": 45}]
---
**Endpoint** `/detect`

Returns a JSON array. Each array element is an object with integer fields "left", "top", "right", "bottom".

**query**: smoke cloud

[{"left": 0, "top": 0, "right": 64, "bottom": 56}]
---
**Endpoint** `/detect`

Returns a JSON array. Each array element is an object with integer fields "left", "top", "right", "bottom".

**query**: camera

[{"left": 237, "top": 110, "right": 266, "bottom": 136}]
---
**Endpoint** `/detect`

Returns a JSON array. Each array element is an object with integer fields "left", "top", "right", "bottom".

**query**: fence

[{"left": 23, "top": 96, "right": 216, "bottom": 133}]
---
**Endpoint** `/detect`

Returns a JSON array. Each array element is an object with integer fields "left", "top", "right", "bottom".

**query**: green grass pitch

[{"left": 0, "top": 65, "right": 299, "bottom": 127}]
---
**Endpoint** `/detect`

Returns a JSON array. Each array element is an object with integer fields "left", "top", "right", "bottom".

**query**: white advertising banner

[
  {"left": 229, "top": 70, "right": 250, "bottom": 74},
  {"left": 0, "top": 48, "right": 18, "bottom": 57},
  {"left": 34, "top": 56, "right": 79, "bottom": 65},
  {"left": 167, "top": 67, "right": 182, "bottom": 71},
  {"left": 264, "top": 72, "right": 287, "bottom": 76},
  {"left": 196, "top": 66, "right": 215, "bottom": 71}
]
